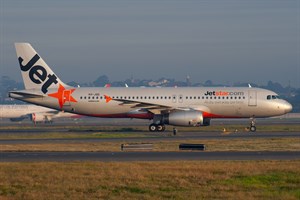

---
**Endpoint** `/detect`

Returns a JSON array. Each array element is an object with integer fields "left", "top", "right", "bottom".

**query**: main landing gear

[
  {"left": 248, "top": 117, "right": 256, "bottom": 132},
  {"left": 149, "top": 124, "right": 178, "bottom": 136},
  {"left": 149, "top": 123, "right": 166, "bottom": 132}
]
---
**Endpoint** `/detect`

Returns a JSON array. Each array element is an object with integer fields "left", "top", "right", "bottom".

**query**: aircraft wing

[
  {"left": 114, "top": 98, "right": 171, "bottom": 109},
  {"left": 9, "top": 115, "right": 29, "bottom": 122},
  {"left": 111, "top": 98, "right": 208, "bottom": 114}
]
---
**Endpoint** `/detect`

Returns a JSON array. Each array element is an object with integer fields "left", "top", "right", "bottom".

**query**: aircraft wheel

[
  {"left": 157, "top": 124, "right": 165, "bottom": 132},
  {"left": 149, "top": 124, "right": 157, "bottom": 132},
  {"left": 250, "top": 126, "right": 256, "bottom": 132}
]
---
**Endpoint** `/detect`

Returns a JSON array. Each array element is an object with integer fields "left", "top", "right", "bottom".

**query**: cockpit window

[{"left": 267, "top": 95, "right": 281, "bottom": 100}]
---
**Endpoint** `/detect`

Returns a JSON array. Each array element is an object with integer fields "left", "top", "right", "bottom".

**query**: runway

[
  {"left": 1, "top": 151, "right": 299, "bottom": 162},
  {"left": 0, "top": 131, "right": 299, "bottom": 144}
]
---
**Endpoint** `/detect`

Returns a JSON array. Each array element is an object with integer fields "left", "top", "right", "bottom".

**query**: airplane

[
  {"left": 0, "top": 104, "right": 80, "bottom": 124},
  {"left": 9, "top": 43, "right": 292, "bottom": 134}
]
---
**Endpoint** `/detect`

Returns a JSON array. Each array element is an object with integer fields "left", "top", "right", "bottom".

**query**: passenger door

[{"left": 248, "top": 90, "right": 257, "bottom": 106}]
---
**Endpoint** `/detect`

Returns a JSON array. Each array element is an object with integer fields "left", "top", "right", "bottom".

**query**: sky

[{"left": 0, "top": 0, "right": 299, "bottom": 87}]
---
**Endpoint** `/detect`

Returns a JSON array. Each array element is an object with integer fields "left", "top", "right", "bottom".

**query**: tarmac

[
  {"left": 0, "top": 131, "right": 299, "bottom": 144},
  {"left": 0, "top": 118, "right": 299, "bottom": 162},
  {"left": 1, "top": 151, "right": 299, "bottom": 162}
]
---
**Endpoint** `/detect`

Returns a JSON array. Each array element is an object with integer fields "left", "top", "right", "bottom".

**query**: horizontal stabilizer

[{"left": 9, "top": 91, "right": 45, "bottom": 99}]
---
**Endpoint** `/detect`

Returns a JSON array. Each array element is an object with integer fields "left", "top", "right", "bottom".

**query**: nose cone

[{"left": 284, "top": 102, "right": 293, "bottom": 114}]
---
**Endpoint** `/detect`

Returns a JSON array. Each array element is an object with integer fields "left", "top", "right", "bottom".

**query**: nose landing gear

[{"left": 248, "top": 117, "right": 256, "bottom": 132}]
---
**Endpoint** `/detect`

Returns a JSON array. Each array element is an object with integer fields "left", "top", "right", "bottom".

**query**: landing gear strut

[{"left": 249, "top": 117, "right": 256, "bottom": 132}]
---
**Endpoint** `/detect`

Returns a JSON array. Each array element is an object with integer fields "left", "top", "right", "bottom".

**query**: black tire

[
  {"left": 149, "top": 124, "right": 157, "bottom": 132},
  {"left": 157, "top": 125, "right": 164, "bottom": 132},
  {"left": 250, "top": 126, "right": 256, "bottom": 132}
]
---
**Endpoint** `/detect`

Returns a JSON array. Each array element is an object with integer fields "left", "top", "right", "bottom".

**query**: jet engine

[
  {"left": 30, "top": 113, "right": 47, "bottom": 123},
  {"left": 163, "top": 111, "right": 210, "bottom": 127}
]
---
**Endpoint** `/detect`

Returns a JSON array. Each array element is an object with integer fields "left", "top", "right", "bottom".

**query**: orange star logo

[
  {"left": 104, "top": 95, "right": 112, "bottom": 103},
  {"left": 48, "top": 84, "right": 77, "bottom": 109}
]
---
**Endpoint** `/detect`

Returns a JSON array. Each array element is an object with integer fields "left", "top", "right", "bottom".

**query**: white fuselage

[
  {"left": 0, "top": 105, "right": 50, "bottom": 118},
  {"left": 0, "top": 104, "right": 78, "bottom": 122}
]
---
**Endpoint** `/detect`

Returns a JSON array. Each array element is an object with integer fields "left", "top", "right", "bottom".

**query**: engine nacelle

[
  {"left": 163, "top": 111, "right": 210, "bottom": 127},
  {"left": 30, "top": 113, "right": 47, "bottom": 123}
]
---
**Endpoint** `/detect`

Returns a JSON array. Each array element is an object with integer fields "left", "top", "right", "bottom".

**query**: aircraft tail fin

[{"left": 15, "top": 43, "right": 68, "bottom": 94}]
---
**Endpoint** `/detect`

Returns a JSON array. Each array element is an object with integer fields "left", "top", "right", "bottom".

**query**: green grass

[
  {"left": 222, "top": 172, "right": 300, "bottom": 198},
  {"left": 1, "top": 137, "right": 300, "bottom": 152},
  {"left": 0, "top": 124, "right": 299, "bottom": 140},
  {"left": 0, "top": 161, "right": 299, "bottom": 200}
]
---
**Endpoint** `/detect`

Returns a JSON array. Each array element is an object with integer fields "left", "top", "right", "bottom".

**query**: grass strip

[{"left": 0, "top": 160, "right": 299, "bottom": 200}]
